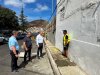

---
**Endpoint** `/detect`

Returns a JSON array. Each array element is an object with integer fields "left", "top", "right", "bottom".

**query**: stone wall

[{"left": 56, "top": 0, "right": 100, "bottom": 75}]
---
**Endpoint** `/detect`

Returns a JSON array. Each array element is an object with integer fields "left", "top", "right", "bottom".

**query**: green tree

[{"left": 0, "top": 5, "right": 19, "bottom": 30}]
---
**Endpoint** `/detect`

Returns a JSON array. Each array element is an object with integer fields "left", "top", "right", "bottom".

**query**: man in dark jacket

[{"left": 23, "top": 32, "right": 32, "bottom": 62}]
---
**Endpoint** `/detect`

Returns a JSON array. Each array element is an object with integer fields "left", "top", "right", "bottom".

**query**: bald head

[{"left": 39, "top": 31, "right": 44, "bottom": 36}]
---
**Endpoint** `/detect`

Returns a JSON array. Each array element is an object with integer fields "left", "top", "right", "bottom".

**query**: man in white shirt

[{"left": 36, "top": 31, "right": 44, "bottom": 59}]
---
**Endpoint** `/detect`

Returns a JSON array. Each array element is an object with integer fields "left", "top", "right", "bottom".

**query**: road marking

[{"left": 72, "top": 39, "right": 100, "bottom": 47}]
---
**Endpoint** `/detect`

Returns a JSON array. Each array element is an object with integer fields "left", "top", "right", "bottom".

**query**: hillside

[{"left": 27, "top": 19, "right": 48, "bottom": 28}]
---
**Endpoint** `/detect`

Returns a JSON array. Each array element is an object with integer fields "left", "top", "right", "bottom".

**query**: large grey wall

[
  {"left": 47, "top": 31, "right": 55, "bottom": 45},
  {"left": 56, "top": 0, "right": 100, "bottom": 75},
  {"left": 47, "top": 17, "right": 56, "bottom": 45},
  {"left": 47, "top": 25, "right": 55, "bottom": 45}
]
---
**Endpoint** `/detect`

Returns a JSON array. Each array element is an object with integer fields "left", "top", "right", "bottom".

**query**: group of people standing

[
  {"left": 8, "top": 31, "right": 44, "bottom": 72},
  {"left": 8, "top": 29, "right": 70, "bottom": 72}
]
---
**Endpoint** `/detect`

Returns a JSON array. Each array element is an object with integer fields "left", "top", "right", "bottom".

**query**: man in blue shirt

[{"left": 8, "top": 31, "right": 20, "bottom": 72}]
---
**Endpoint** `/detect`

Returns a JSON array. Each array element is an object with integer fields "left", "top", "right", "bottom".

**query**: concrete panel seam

[{"left": 72, "top": 39, "right": 100, "bottom": 47}]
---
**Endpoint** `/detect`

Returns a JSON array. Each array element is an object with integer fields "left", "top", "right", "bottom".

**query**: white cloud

[
  {"left": 24, "top": 0, "right": 36, "bottom": 3},
  {"left": 4, "top": 0, "right": 36, "bottom": 7},
  {"left": 34, "top": 4, "right": 49, "bottom": 12},
  {"left": 4, "top": 0, "right": 22, "bottom": 7}
]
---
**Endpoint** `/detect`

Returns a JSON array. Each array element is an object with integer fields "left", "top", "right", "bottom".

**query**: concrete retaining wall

[
  {"left": 56, "top": 0, "right": 100, "bottom": 75},
  {"left": 47, "top": 31, "right": 55, "bottom": 45},
  {"left": 47, "top": 17, "right": 56, "bottom": 45}
]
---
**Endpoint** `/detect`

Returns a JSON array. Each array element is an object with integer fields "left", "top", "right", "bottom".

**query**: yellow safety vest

[{"left": 63, "top": 34, "right": 70, "bottom": 46}]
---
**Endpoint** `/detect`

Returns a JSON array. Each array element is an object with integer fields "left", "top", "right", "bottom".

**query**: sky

[{"left": 0, "top": 0, "right": 56, "bottom": 22}]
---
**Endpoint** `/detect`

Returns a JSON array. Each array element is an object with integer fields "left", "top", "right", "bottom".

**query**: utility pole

[
  {"left": 21, "top": 0, "right": 24, "bottom": 31},
  {"left": 52, "top": 0, "right": 53, "bottom": 13},
  {"left": 19, "top": 0, "right": 27, "bottom": 31}
]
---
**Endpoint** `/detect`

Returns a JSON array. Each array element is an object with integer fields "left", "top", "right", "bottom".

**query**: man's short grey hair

[
  {"left": 12, "top": 30, "right": 18, "bottom": 35},
  {"left": 27, "top": 32, "right": 31, "bottom": 34},
  {"left": 39, "top": 30, "right": 44, "bottom": 33}
]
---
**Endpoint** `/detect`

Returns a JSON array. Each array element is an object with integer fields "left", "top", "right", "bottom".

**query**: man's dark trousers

[
  {"left": 24, "top": 48, "right": 31, "bottom": 62},
  {"left": 37, "top": 43, "right": 43, "bottom": 57},
  {"left": 10, "top": 50, "right": 19, "bottom": 71}
]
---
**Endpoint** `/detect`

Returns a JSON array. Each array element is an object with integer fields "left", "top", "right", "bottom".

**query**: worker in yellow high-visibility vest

[{"left": 63, "top": 30, "right": 70, "bottom": 57}]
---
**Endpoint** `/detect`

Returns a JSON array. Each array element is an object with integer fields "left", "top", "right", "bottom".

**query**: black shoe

[
  {"left": 16, "top": 66, "right": 20, "bottom": 69},
  {"left": 28, "top": 58, "right": 32, "bottom": 61},
  {"left": 40, "top": 56, "right": 44, "bottom": 58},
  {"left": 41, "top": 55, "right": 43, "bottom": 57},
  {"left": 15, "top": 70, "right": 19, "bottom": 72},
  {"left": 11, "top": 70, "right": 14, "bottom": 72},
  {"left": 29, "top": 60, "right": 32, "bottom": 62},
  {"left": 11, "top": 69, "right": 19, "bottom": 72},
  {"left": 24, "top": 61, "right": 27, "bottom": 63}
]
